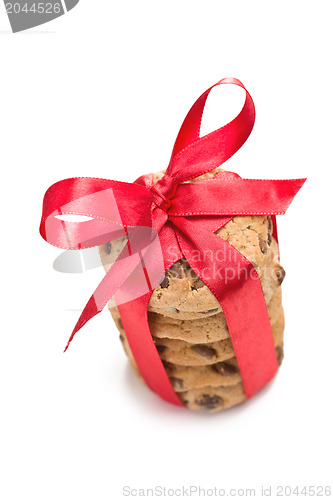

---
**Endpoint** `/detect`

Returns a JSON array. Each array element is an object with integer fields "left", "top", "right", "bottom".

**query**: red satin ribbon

[{"left": 40, "top": 78, "right": 306, "bottom": 406}]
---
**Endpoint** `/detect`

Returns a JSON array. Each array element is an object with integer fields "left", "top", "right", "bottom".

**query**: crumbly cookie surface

[
  {"left": 177, "top": 383, "right": 247, "bottom": 412},
  {"left": 163, "top": 336, "right": 284, "bottom": 394},
  {"left": 111, "top": 286, "right": 282, "bottom": 344},
  {"left": 119, "top": 308, "right": 284, "bottom": 368},
  {"left": 147, "top": 217, "right": 282, "bottom": 318}
]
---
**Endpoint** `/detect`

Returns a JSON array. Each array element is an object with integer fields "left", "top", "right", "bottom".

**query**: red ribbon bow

[{"left": 40, "top": 78, "right": 306, "bottom": 407}]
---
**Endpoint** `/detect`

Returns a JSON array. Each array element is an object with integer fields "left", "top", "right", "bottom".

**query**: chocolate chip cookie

[{"left": 99, "top": 168, "right": 287, "bottom": 411}]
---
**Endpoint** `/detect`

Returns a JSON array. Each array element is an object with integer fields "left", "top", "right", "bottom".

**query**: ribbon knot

[{"left": 150, "top": 174, "right": 178, "bottom": 212}]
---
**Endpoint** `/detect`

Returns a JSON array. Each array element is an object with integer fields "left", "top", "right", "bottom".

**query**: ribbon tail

[
  {"left": 117, "top": 223, "right": 185, "bottom": 406},
  {"left": 172, "top": 216, "right": 279, "bottom": 399},
  {"left": 64, "top": 250, "right": 143, "bottom": 351},
  {"left": 118, "top": 294, "right": 184, "bottom": 407}
]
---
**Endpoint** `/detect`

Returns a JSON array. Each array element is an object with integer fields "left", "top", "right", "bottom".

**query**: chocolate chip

[
  {"left": 192, "top": 278, "right": 205, "bottom": 290},
  {"left": 169, "top": 376, "right": 184, "bottom": 390},
  {"left": 192, "top": 344, "right": 216, "bottom": 359},
  {"left": 119, "top": 334, "right": 125, "bottom": 343},
  {"left": 267, "top": 215, "right": 273, "bottom": 233},
  {"left": 117, "top": 318, "right": 123, "bottom": 330},
  {"left": 213, "top": 361, "right": 239, "bottom": 376},
  {"left": 159, "top": 275, "right": 169, "bottom": 288},
  {"left": 105, "top": 241, "right": 112, "bottom": 254},
  {"left": 180, "top": 258, "right": 191, "bottom": 270},
  {"left": 258, "top": 236, "right": 268, "bottom": 254},
  {"left": 168, "top": 258, "right": 192, "bottom": 279},
  {"left": 188, "top": 268, "right": 199, "bottom": 280},
  {"left": 196, "top": 394, "right": 223, "bottom": 410},
  {"left": 202, "top": 308, "right": 219, "bottom": 315},
  {"left": 276, "top": 346, "right": 284, "bottom": 365},
  {"left": 267, "top": 232, "right": 272, "bottom": 246},
  {"left": 155, "top": 344, "right": 167, "bottom": 354},
  {"left": 275, "top": 265, "right": 286, "bottom": 286},
  {"left": 168, "top": 261, "right": 186, "bottom": 279}
]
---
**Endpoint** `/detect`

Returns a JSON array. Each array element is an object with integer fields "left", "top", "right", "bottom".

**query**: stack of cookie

[{"left": 99, "top": 171, "right": 285, "bottom": 412}]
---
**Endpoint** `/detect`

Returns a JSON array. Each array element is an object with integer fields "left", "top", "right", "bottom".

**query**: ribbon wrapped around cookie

[{"left": 40, "top": 77, "right": 306, "bottom": 407}]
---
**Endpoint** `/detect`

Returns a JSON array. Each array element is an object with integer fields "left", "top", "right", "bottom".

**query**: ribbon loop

[{"left": 167, "top": 77, "right": 255, "bottom": 182}]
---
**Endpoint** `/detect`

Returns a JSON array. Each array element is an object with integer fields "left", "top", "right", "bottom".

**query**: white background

[{"left": 0, "top": 1, "right": 332, "bottom": 499}]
